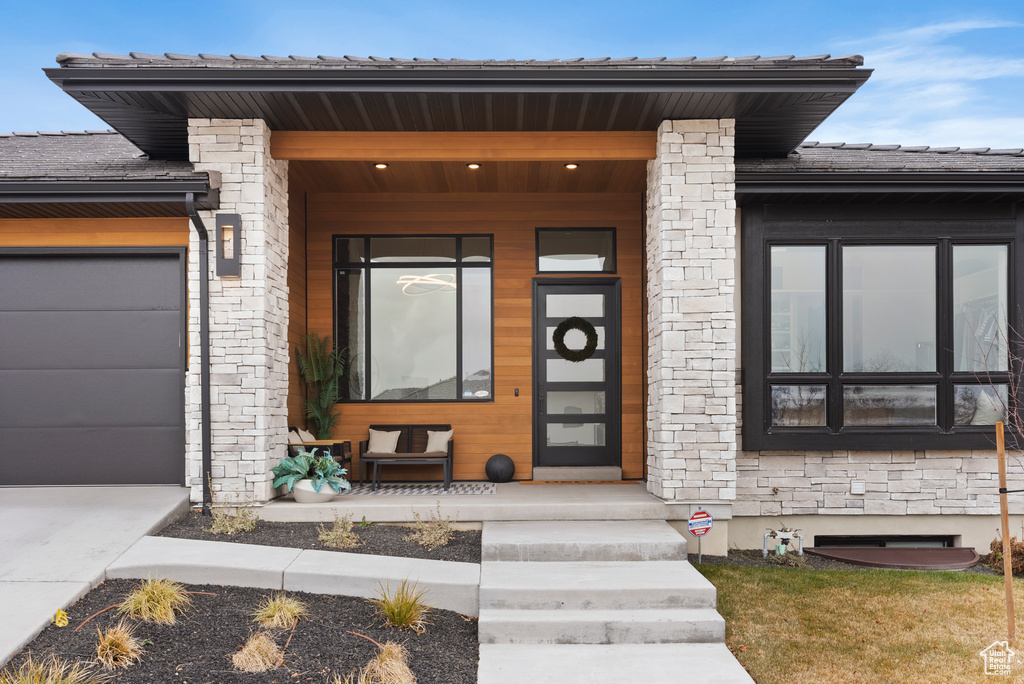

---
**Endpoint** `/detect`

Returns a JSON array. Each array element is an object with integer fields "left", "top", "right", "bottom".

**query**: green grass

[{"left": 697, "top": 563, "right": 1024, "bottom": 684}]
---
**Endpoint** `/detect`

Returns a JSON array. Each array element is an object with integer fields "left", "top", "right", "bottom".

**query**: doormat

[
  {"left": 521, "top": 480, "right": 638, "bottom": 485},
  {"left": 342, "top": 482, "right": 496, "bottom": 496}
]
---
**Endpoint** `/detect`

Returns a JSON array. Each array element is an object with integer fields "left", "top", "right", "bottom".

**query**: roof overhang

[
  {"left": 736, "top": 171, "right": 1024, "bottom": 204},
  {"left": 45, "top": 65, "right": 872, "bottom": 161},
  {"left": 0, "top": 178, "right": 218, "bottom": 218}
]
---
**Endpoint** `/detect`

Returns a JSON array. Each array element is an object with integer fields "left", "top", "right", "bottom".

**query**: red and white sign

[{"left": 687, "top": 510, "right": 714, "bottom": 537}]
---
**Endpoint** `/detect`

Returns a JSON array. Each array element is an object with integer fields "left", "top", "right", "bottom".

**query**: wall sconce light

[
  {"left": 216, "top": 213, "right": 241, "bottom": 277},
  {"left": 466, "top": 162, "right": 482, "bottom": 170},
  {"left": 374, "top": 162, "right": 389, "bottom": 169},
  {"left": 564, "top": 162, "right": 579, "bottom": 170}
]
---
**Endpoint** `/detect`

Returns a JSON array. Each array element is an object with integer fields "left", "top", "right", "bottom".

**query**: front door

[{"left": 534, "top": 279, "right": 621, "bottom": 467}]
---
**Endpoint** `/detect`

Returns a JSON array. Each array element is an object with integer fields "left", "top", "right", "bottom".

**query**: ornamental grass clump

[
  {"left": 334, "top": 633, "right": 415, "bottom": 684},
  {"left": 318, "top": 512, "right": 362, "bottom": 549},
  {"left": 118, "top": 578, "right": 191, "bottom": 624},
  {"left": 0, "top": 656, "right": 110, "bottom": 684},
  {"left": 252, "top": 592, "right": 309, "bottom": 629},
  {"left": 986, "top": 534, "right": 1024, "bottom": 575},
  {"left": 404, "top": 502, "right": 454, "bottom": 550},
  {"left": 95, "top": 620, "right": 143, "bottom": 670},
  {"left": 369, "top": 579, "right": 430, "bottom": 634},
  {"left": 231, "top": 632, "right": 282, "bottom": 673}
]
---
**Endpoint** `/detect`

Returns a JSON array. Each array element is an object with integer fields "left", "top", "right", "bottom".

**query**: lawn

[{"left": 697, "top": 563, "right": 1024, "bottom": 683}]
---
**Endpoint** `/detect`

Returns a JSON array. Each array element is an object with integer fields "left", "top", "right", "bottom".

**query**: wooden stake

[{"left": 998, "top": 421, "right": 1015, "bottom": 646}]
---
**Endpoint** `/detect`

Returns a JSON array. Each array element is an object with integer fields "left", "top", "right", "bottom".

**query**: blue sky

[{"left": 3, "top": 0, "right": 1023, "bottom": 148}]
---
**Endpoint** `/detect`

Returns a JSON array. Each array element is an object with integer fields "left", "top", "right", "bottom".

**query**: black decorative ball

[{"left": 485, "top": 453, "right": 515, "bottom": 483}]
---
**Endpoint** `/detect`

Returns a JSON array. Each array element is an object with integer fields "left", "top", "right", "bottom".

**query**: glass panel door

[{"left": 534, "top": 280, "right": 621, "bottom": 467}]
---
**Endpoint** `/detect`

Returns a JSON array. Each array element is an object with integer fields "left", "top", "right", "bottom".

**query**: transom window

[
  {"left": 743, "top": 212, "right": 1022, "bottom": 450},
  {"left": 536, "top": 228, "right": 616, "bottom": 273},
  {"left": 334, "top": 235, "right": 493, "bottom": 402}
]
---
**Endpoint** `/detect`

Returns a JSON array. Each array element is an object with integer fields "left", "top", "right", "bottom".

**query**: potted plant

[
  {"left": 272, "top": 447, "right": 351, "bottom": 503},
  {"left": 295, "top": 332, "right": 347, "bottom": 439}
]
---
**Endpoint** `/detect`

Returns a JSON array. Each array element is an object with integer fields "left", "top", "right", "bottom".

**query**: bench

[
  {"left": 359, "top": 424, "right": 453, "bottom": 490},
  {"left": 287, "top": 426, "right": 355, "bottom": 483}
]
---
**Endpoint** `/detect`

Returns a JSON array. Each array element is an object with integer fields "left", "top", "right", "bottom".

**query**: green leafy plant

[
  {"left": 295, "top": 332, "right": 347, "bottom": 439},
  {"left": 369, "top": 579, "right": 431, "bottom": 634},
  {"left": 272, "top": 447, "right": 351, "bottom": 494}
]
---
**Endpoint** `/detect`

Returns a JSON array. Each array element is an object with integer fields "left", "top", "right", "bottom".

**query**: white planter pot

[{"left": 292, "top": 479, "right": 337, "bottom": 504}]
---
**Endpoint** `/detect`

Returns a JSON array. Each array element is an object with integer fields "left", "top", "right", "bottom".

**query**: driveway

[{"left": 0, "top": 486, "right": 189, "bottom": 666}]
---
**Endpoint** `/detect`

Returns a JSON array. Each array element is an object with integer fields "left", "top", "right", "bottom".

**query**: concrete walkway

[{"left": 0, "top": 486, "right": 190, "bottom": 666}]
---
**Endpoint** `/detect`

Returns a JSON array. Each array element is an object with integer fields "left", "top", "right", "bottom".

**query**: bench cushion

[
  {"left": 367, "top": 428, "right": 401, "bottom": 453},
  {"left": 363, "top": 451, "right": 447, "bottom": 460}
]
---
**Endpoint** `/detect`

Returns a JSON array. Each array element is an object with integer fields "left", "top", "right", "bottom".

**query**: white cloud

[{"left": 814, "top": 19, "right": 1024, "bottom": 148}]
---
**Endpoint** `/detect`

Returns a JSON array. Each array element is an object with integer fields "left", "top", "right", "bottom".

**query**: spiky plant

[
  {"left": 252, "top": 593, "right": 309, "bottom": 629},
  {"left": 369, "top": 579, "right": 431, "bottom": 634},
  {"left": 118, "top": 578, "right": 191, "bottom": 624},
  {"left": 0, "top": 656, "right": 110, "bottom": 684},
  {"left": 95, "top": 620, "right": 143, "bottom": 669},
  {"left": 295, "top": 332, "right": 347, "bottom": 439}
]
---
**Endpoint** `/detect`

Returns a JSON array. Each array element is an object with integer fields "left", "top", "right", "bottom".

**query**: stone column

[
  {"left": 645, "top": 119, "right": 737, "bottom": 503},
  {"left": 186, "top": 118, "right": 289, "bottom": 503}
]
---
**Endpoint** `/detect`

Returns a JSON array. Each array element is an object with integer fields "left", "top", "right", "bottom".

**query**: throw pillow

[
  {"left": 425, "top": 429, "right": 453, "bottom": 453},
  {"left": 297, "top": 428, "right": 317, "bottom": 443},
  {"left": 368, "top": 428, "right": 401, "bottom": 453},
  {"left": 287, "top": 430, "right": 302, "bottom": 444}
]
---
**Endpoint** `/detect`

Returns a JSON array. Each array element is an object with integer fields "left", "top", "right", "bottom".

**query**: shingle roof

[
  {"left": 736, "top": 141, "right": 1024, "bottom": 174},
  {"left": 55, "top": 52, "right": 865, "bottom": 69},
  {"left": 0, "top": 130, "right": 203, "bottom": 181}
]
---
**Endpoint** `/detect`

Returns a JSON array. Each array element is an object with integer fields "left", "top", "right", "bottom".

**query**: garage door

[{"left": 0, "top": 251, "right": 185, "bottom": 485}]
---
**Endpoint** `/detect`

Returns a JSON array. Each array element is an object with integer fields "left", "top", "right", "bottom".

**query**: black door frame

[{"left": 532, "top": 277, "right": 622, "bottom": 468}]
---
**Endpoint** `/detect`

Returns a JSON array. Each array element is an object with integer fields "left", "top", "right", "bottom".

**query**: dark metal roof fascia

[
  {"left": 736, "top": 171, "right": 1024, "bottom": 195},
  {"left": 0, "top": 179, "right": 217, "bottom": 207},
  {"left": 45, "top": 66, "right": 872, "bottom": 94}
]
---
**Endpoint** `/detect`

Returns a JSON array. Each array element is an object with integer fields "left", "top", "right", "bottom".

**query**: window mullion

[
  {"left": 828, "top": 238, "right": 842, "bottom": 434},
  {"left": 937, "top": 239, "right": 953, "bottom": 430}
]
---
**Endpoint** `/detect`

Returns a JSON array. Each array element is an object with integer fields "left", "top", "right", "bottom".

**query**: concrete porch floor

[{"left": 258, "top": 481, "right": 703, "bottom": 524}]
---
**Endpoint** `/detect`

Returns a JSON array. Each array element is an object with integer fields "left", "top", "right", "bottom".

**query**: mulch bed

[
  {"left": 8, "top": 579, "right": 478, "bottom": 684},
  {"left": 157, "top": 512, "right": 482, "bottom": 564},
  {"left": 691, "top": 549, "right": 997, "bottom": 574}
]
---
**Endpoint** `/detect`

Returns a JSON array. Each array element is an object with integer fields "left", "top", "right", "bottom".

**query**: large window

[
  {"left": 743, "top": 211, "right": 1022, "bottom": 450},
  {"left": 334, "top": 235, "right": 493, "bottom": 402}
]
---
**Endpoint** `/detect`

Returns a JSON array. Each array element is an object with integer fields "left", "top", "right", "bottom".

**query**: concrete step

[
  {"left": 482, "top": 520, "right": 688, "bottom": 562},
  {"left": 478, "top": 607, "right": 725, "bottom": 644},
  {"left": 478, "top": 643, "right": 755, "bottom": 683},
  {"left": 480, "top": 561, "right": 716, "bottom": 610},
  {"left": 531, "top": 466, "right": 622, "bottom": 481}
]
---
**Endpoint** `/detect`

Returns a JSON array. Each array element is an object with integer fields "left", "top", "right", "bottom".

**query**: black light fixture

[
  {"left": 466, "top": 162, "right": 482, "bottom": 170},
  {"left": 564, "top": 162, "right": 579, "bottom": 170},
  {"left": 216, "top": 213, "right": 241, "bottom": 277},
  {"left": 374, "top": 162, "right": 389, "bottom": 169}
]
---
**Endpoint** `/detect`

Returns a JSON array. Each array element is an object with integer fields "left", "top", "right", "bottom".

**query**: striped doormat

[{"left": 342, "top": 482, "right": 496, "bottom": 496}]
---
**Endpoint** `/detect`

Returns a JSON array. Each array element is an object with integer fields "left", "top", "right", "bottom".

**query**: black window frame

[
  {"left": 536, "top": 227, "right": 617, "bottom": 274},
  {"left": 741, "top": 204, "right": 1024, "bottom": 451},
  {"left": 332, "top": 234, "right": 495, "bottom": 403}
]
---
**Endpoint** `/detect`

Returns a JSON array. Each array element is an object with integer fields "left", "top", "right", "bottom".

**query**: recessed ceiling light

[
  {"left": 564, "top": 162, "right": 579, "bottom": 170},
  {"left": 466, "top": 162, "right": 481, "bottom": 170},
  {"left": 374, "top": 162, "right": 389, "bottom": 169}
]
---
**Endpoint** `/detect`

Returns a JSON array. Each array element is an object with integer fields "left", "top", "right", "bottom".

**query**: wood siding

[
  {"left": 302, "top": 192, "right": 645, "bottom": 481},
  {"left": 287, "top": 178, "right": 308, "bottom": 427},
  {"left": 0, "top": 217, "right": 189, "bottom": 247}
]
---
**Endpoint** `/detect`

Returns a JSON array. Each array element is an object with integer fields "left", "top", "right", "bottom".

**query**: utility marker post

[{"left": 998, "top": 421, "right": 1016, "bottom": 646}]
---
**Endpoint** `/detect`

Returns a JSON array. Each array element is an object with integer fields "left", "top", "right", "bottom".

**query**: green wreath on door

[{"left": 552, "top": 316, "right": 599, "bottom": 363}]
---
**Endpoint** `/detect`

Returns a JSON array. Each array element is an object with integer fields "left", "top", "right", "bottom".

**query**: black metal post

[{"left": 186, "top": 193, "right": 214, "bottom": 516}]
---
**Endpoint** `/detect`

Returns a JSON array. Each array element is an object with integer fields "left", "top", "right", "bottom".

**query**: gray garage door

[{"left": 0, "top": 251, "right": 185, "bottom": 485}]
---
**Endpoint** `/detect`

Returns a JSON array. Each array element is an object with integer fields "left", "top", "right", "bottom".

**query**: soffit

[{"left": 45, "top": 53, "right": 871, "bottom": 161}]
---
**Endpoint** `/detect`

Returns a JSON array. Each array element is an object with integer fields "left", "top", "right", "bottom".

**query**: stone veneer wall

[
  {"left": 645, "top": 119, "right": 738, "bottom": 502},
  {"left": 735, "top": 447, "right": 1024, "bottom": 517},
  {"left": 186, "top": 118, "right": 290, "bottom": 503}
]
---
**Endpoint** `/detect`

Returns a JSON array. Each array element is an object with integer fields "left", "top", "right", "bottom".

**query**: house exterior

[{"left": 2, "top": 51, "right": 1024, "bottom": 553}]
